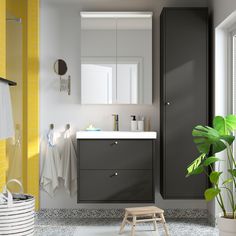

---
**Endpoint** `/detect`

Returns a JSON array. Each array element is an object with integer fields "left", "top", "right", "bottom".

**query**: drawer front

[
  {"left": 78, "top": 170, "right": 153, "bottom": 202},
  {"left": 79, "top": 140, "right": 153, "bottom": 170}
]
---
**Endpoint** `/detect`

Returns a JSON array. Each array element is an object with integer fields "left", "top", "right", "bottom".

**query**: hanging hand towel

[
  {"left": 58, "top": 129, "right": 77, "bottom": 197},
  {"left": 0, "top": 81, "right": 14, "bottom": 139},
  {"left": 7, "top": 127, "right": 22, "bottom": 182},
  {"left": 40, "top": 130, "right": 61, "bottom": 197}
]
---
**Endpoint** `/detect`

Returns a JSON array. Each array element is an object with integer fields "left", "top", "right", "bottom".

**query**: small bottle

[
  {"left": 138, "top": 117, "right": 145, "bottom": 132},
  {"left": 131, "top": 115, "right": 137, "bottom": 131},
  {"left": 146, "top": 117, "right": 151, "bottom": 131}
]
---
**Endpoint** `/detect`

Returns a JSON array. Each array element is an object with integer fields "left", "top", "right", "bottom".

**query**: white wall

[
  {"left": 209, "top": 0, "right": 236, "bottom": 27},
  {"left": 40, "top": 0, "right": 208, "bottom": 209}
]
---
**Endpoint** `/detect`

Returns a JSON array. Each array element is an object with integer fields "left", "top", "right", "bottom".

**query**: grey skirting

[{"left": 36, "top": 208, "right": 208, "bottom": 219}]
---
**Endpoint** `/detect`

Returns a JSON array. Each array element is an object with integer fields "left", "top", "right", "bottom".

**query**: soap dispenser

[{"left": 131, "top": 115, "right": 137, "bottom": 131}]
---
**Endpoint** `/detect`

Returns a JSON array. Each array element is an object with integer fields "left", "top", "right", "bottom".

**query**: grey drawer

[
  {"left": 79, "top": 140, "right": 153, "bottom": 170},
  {"left": 78, "top": 170, "right": 153, "bottom": 202}
]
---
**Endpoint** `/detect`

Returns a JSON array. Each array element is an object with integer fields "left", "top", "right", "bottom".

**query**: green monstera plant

[{"left": 186, "top": 115, "right": 236, "bottom": 219}]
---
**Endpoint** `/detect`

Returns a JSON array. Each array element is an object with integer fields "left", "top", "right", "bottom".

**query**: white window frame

[
  {"left": 227, "top": 21, "right": 236, "bottom": 112},
  {"left": 228, "top": 27, "right": 236, "bottom": 114},
  {"left": 228, "top": 27, "right": 236, "bottom": 199}
]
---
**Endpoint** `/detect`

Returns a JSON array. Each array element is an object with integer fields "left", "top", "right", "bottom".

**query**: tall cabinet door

[{"left": 160, "top": 8, "right": 209, "bottom": 199}]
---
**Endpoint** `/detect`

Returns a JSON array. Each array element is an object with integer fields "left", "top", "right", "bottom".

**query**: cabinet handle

[
  {"left": 111, "top": 141, "right": 118, "bottom": 146},
  {"left": 110, "top": 172, "right": 118, "bottom": 177},
  {"left": 165, "top": 102, "right": 171, "bottom": 106}
]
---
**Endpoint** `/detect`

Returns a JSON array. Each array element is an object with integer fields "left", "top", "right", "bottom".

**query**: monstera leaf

[
  {"left": 187, "top": 155, "right": 221, "bottom": 177},
  {"left": 213, "top": 115, "right": 236, "bottom": 135},
  {"left": 192, "top": 125, "right": 234, "bottom": 154},
  {"left": 186, "top": 154, "right": 206, "bottom": 177}
]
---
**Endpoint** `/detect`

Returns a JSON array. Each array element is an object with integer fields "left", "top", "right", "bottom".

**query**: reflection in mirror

[
  {"left": 116, "top": 58, "right": 143, "bottom": 104},
  {"left": 54, "top": 59, "right": 68, "bottom": 76},
  {"left": 81, "top": 12, "right": 152, "bottom": 104},
  {"left": 81, "top": 58, "right": 142, "bottom": 104},
  {"left": 81, "top": 58, "right": 116, "bottom": 104},
  {"left": 117, "top": 17, "right": 152, "bottom": 104}
]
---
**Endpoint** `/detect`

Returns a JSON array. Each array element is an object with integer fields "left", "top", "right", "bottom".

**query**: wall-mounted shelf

[{"left": 0, "top": 77, "right": 17, "bottom": 86}]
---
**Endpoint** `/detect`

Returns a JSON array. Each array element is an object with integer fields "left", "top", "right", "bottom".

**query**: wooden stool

[{"left": 119, "top": 206, "right": 170, "bottom": 236}]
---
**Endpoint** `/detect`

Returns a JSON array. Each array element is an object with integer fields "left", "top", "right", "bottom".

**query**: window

[
  {"left": 232, "top": 31, "right": 236, "bottom": 115},
  {"left": 230, "top": 30, "right": 236, "bottom": 192}
]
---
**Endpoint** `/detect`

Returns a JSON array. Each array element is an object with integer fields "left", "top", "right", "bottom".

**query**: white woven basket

[{"left": 0, "top": 179, "right": 35, "bottom": 236}]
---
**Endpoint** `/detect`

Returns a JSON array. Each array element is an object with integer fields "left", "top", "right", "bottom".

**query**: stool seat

[
  {"left": 119, "top": 206, "right": 169, "bottom": 236},
  {"left": 126, "top": 206, "right": 164, "bottom": 216}
]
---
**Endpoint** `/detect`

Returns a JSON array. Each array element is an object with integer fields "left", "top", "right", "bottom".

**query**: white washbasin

[{"left": 76, "top": 131, "right": 157, "bottom": 139}]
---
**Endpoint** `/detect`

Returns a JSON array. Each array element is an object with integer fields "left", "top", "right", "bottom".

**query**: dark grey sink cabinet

[
  {"left": 160, "top": 8, "right": 209, "bottom": 199},
  {"left": 77, "top": 139, "right": 155, "bottom": 203}
]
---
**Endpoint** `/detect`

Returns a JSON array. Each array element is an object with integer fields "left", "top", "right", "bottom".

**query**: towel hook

[
  {"left": 50, "top": 124, "right": 54, "bottom": 130},
  {"left": 66, "top": 124, "right": 70, "bottom": 130}
]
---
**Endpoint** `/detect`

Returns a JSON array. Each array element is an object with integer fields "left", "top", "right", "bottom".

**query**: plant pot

[{"left": 218, "top": 213, "right": 236, "bottom": 236}]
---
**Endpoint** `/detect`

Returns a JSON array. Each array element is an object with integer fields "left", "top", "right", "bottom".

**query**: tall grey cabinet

[{"left": 160, "top": 8, "right": 209, "bottom": 199}]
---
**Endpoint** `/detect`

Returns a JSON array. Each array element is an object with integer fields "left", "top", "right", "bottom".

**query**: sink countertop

[{"left": 76, "top": 131, "right": 157, "bottom": 139}]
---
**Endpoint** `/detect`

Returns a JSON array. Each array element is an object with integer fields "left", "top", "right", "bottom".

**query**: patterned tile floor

[{"left": 35, "top": 218, "right": 218, "bottom": 236}]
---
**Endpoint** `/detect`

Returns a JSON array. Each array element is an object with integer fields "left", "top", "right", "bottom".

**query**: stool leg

[
  {"left": 153, "top": 213, "right": 157, "bottom": 231},
  {"left": 131, "top": 216, "right": 136, "bottom": 236},
  {"left": 119, "top": 211, "right": 128, "bottom": 234},
  {"left": 160, "top": 213, "right": 170, "bottom": 236}
]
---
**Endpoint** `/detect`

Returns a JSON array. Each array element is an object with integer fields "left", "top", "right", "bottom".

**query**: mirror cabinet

[{"left": 81, "top": 12, "right": 152, "bottom": 104}]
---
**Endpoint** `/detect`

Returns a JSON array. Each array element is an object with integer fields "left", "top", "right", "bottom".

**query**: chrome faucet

[{"left": 112, "top": 114, "right": 119, "bottom": 131}]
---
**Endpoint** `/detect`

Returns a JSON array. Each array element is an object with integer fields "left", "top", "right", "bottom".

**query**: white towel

[
  {"left": 7, "top": 128, "right": 22, "bottom": 182},
  {"left": 58, "top": 129, "right": 77, "bottom": 197},
  {"left": 40, "top": 130, "right": 61, "bottom": 197},
  {"left": 0, "top": 81, "right": 14, "bottom": 139}
]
